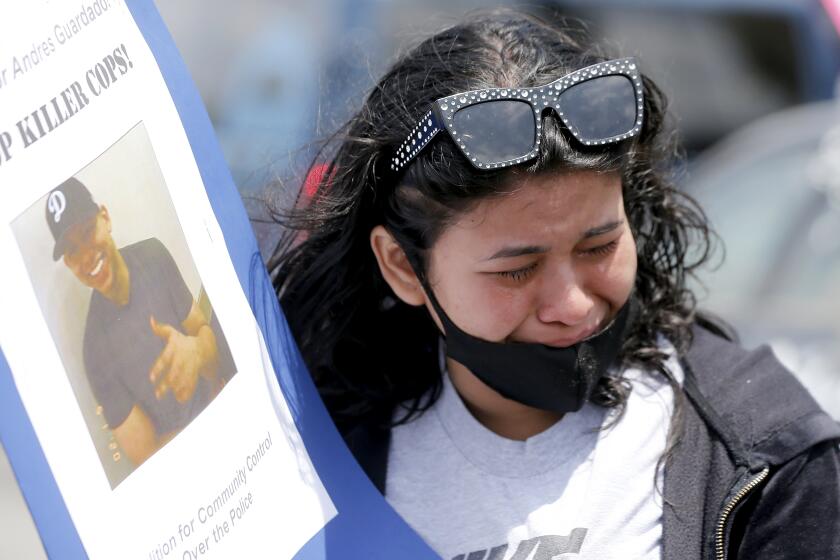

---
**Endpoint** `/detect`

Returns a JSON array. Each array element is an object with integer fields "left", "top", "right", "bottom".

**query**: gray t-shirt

[{"left": 386, "top": 343, "right": 682, "bottom": 560}]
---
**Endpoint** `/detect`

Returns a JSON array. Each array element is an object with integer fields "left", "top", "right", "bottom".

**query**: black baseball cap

[{"left": 45, "top": 177, "right": 100, "bottom": 261}]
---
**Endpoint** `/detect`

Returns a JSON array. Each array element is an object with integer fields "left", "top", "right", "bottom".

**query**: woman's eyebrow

[
  {"left": 483, "top": 245, "right": 550, "bottom": 261},
  {"left": 582, "top": 220, "right": 623, "bottom": 239},
  {"left": 482, "top": 220, "right": 624, "bottom": 261}
]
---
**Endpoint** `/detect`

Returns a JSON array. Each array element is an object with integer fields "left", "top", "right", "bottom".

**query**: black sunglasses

[{"left": 391, "top": 57, "right": 644, "bottom": 172}]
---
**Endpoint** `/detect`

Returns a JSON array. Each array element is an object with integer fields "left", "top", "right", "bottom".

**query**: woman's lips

[
  {"left": 539, "top": 322, "right": 605, "bottom": 348},
  {"left": 508, "top": 312, "right": 614, "bottom": 347},
  {"left": 543, "top": 335, "right": 591, "bottom": 348}
]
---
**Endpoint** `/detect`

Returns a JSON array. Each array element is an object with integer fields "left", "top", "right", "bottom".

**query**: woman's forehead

[{"left": 446, "top": 170, "right": 624, "bottom": 239}]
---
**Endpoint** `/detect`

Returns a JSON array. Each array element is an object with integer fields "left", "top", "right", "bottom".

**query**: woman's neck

[{"left": 446, "top": 356, "right": 564, "bottom": 441}]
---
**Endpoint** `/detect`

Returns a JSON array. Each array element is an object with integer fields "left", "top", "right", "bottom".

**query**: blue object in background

[{"left": 215, "top": 15, "right": 321, "bottom": 191}]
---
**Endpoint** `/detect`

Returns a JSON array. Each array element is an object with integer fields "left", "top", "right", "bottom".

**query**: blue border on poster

[
  {"left": 0, "top": 353, "right": 85, "bottom": 558},
  {"left": 1, "top": 1, "right": 438, "bottom": 558}
]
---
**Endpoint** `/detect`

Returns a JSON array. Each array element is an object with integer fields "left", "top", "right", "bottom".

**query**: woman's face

[{"left": 425, "top": 169, "right": 637, "bottom": 348}]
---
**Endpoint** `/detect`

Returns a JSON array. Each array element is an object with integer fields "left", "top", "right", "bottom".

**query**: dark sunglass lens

[
  {"left": 558, "top": 75, "right": 637, "bottom": 141},
  {"left": 452, "top": 100, "right": 535, "bottom": 164}
]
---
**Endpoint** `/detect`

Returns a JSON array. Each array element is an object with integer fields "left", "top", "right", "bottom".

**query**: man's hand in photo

[{"left": 148, "top": 315, "right": 204, "bottom": 402}]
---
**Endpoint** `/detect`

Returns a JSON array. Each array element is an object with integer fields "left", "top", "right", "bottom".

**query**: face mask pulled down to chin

[{"left": 423, "top": 284, "right": 638, "bottom": 413}]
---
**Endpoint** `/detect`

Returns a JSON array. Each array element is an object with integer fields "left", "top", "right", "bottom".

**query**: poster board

[{"left": 0, "top": 1, "right": 437, "bottom": 558}]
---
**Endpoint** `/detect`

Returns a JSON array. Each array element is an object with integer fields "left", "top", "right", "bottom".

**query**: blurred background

[{"left": 4, "top": 0, "right": 840, "bottom": 557}]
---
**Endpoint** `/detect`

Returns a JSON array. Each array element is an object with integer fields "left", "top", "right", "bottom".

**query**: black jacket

[{"left": 342, "top": 325, "right": 840, "bottom": 559}]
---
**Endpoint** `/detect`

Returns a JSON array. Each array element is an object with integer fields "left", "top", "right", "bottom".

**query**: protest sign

[{"left": 0, "top": 1, "right": 436, "bottom": 558}]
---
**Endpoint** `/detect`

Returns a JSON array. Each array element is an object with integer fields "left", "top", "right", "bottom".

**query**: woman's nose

[{"left": 535, "top": 269, "right": 594, "bottom": 326}]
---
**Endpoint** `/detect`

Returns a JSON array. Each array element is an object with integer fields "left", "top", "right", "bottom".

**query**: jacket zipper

[{"left": 714, "top": 466, "right": 770, "bottom": 560}]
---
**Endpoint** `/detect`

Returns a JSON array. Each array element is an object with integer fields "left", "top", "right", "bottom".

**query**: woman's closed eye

[
  {"left": 578, "top": 239, "right": 619, "bottom": 257},
  {"left": 491, "top": 238, "right": 619, "bottom": 282},
  {"left": 495, "top": 262, "right": 539, "bottom": 282}
]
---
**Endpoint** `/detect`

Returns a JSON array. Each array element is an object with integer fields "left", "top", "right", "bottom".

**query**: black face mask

[{"left": 423, "top": 283, "right": 637, "bottom": 413}]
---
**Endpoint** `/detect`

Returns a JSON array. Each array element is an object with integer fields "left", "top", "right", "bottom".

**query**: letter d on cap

[{"left": 48, "top": 190, "right": 66, "bottom": 223}]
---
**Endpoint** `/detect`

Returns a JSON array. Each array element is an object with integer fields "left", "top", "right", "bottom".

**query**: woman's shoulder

[{"left": 680, "top": 320, "right": 840, "bottom": 466}]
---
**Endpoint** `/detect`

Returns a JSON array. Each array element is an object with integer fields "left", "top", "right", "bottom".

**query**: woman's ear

[{"left": 370, "top": 225, "right": 426, "bottom": 306}]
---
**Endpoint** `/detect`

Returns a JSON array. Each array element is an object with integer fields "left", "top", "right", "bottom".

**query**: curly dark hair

[{"left": 267, "top": 9, "right": 714, "bottom": 435}]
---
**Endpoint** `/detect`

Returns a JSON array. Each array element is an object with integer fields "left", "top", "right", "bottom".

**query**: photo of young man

[{"left": 45, "top": 177, "right": 235, "bottom": 468}]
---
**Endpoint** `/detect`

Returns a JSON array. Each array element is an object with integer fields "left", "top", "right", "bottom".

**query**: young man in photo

[{"left": 46, "top": 177, "right": 234, "bottom": 467}]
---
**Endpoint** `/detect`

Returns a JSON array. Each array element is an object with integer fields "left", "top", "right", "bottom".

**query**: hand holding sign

[{"left": 149, "top": 315, "right": 202, "bottom": 403}]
